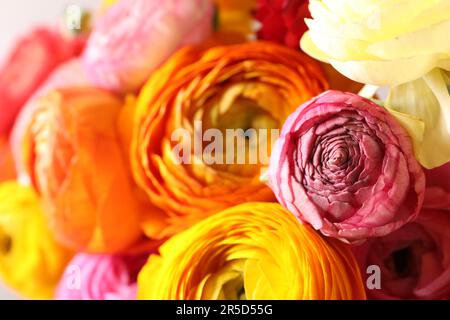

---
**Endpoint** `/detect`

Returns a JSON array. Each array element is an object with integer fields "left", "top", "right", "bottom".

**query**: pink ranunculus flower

[
  {"left": 268, "top": 90, "right": 425, "bottom": 243},
  {"left": 424, "top": 161, "right": 450, "bottom": 196},
  {"left": 0, "top": 27, "right": 85, "bottom": 137},
  {"left": 9, "top": 58, "right": 90, "bottom": 183},
  {"left": 82, "top": 0, "right": 214, "bottom": 93},
  {"left": 354, "top": 189, "right": 450, "bottom": 300},
  {"left": 422, "top": 162, "right": 450, "bottom": 217},
  {"left": 56, "top": 253, "right": 148, "bottom": 300}
]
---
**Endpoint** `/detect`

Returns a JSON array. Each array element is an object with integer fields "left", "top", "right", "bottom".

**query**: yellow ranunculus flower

[
  {"left": 0, "top": 181, "right": 73, "bottom": 299},
  {"left": 214, "top": 0, "right": 256, "bottom": 39},
  {"left": 137, "top": 203, "right": 366, "bottom": 300},
  {"left": 300, "top": 0, "right": 450, "bottom": 169}
]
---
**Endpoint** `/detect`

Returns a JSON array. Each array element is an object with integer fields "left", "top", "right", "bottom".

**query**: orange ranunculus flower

[
  {"left": 0, "top": 181, "right": 73, "bottom": 299},
  {"left": 131, "top": 41, "right": 328, "bottom": 239},
  {"left": 137, "top": 202, "right": 366, "bottom": 300},
  {"left": 22, "top": 87, "right": 145, "bottom": 253},
  {"left": 0, "top": 137, "right": 15, "bottom": 182}
]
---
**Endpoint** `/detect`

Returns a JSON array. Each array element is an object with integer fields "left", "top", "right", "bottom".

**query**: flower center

[
  {"left": 329, "top": 147, "right": 348, "bottom": 166},
  {"left": 203, "top": 259, "right": 247, "bottom": 300},
  {"left": 222, "top": 277, "right": 246, "bottom": 300},
  {"left": 200, "top": 95, "right": 279, "bottom": 176},
  {"left": 392, "top": 248, "right": 414, "bottom": 276},
  {"left": 0, "top": 227, "right": 12, "bottom": 255},
  {"left": 299, "top": 116, "right": 386, "bottom": 223},
  {"left": 389, "top": 247, "right": 414, "bottom": 277}
]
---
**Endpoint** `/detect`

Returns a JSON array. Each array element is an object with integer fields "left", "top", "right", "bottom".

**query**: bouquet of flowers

[{"left": 1, "top": 0, "right": 450, "bottom": 300}]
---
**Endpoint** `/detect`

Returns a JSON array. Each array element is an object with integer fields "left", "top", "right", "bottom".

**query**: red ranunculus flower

[
  {"left": 0, "top": 27, "right": 85, "bottom": 137},
  {"left": 255, "top": 0, "right": 309, "bottom": 49}
]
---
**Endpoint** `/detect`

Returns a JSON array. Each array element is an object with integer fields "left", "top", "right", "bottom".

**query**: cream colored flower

[{"left": 301, "top": 0, "right": 450, "bottom": 168}]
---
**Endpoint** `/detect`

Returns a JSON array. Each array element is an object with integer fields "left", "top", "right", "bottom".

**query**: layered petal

[
  {"left": 10, "top": 58, "right": 90, "bottom": 182},
  {"left": 300, "top": 0, "right": 450, "bottom": 168},
  {"left": 0, "top": 26, "right": 85, "bottom": 137},
  {"left": 354, "top": 187, "right": 450, "bottom": 299},
  {"left": 268, "top": 90, "right": 425, "bottom": 243},
  {"left": 0, "top": 181, "right": 73, "bottom": 299},
  {"left": 214, "top": 0, "right": 257, "bottom": 40},
  {"left": 22, "top": 87, "right": 145, "bottom": 253},
  {"left": 83, "top": 0, "right": 214, "bottom": 93},
  {"left": 256, "top": 0, "right": 309, "bottom": 49},
  {"left": 137, "top": 202, "right": 366, "bottom": 300},
  {"left": 131, "top": 41, "right": 328, "bottom": 239},
  {"left": 385, "top": 69, "right": 450, "bottom": 169}
]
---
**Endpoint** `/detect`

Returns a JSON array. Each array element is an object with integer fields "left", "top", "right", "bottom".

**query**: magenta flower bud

[{"left": 268, "top": 90, "right": 425, "bottom": 243}]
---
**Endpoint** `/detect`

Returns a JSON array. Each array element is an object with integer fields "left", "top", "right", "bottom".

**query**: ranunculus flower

[
  {"left": 56, "top": 253, "right": 148, "bottom": 300},
  {"left": 10, "top": 59, "right": 90, "bottom": 183},
  {"left": 131, "top": 41, "right": 328, "bottom": 239},
  {"left": 22, "top": 87, "right": 145, "bottom": 253},
  {"left": 300, "top": 0, "right": 450, "bottom": 169},
  {"left": 137, "top": 202, "right": 366, "bottom": 300},
  {"left": 0, "top": 26, "right": 85, "bottom": 137},
  {"left": 354, "top": 189, "right": 450, "bottom": 299},
  {"left": 83, "top": 0, "right": 214, "bottom": 93},
  {"left": 0, "top": 181, "right": 73, "bottom": 299},
  {"left": 425, "top": 162, "right": 450, "bottom": 194},
  {"left": 422, "top": 162, "right": 450, "bottom": 215},
  {"left": 214, "top": 0, "right": 257, "bottom": 40},
  {"left": 253, "top": 1, "right": 362, "bottom": 93},
  {"left": 256, "top": 0, "right": 309, "bottom": 49},
  {"left": 268, "top": 90, "right": 425, "bottom": 243}
]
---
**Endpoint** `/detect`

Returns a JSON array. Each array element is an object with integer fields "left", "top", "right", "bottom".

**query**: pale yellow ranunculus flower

[
  {"left": 301, "top": 0, "right": 450, "bottom": 169},
  {"left": 137, "top": 202, "right": 366, "bottom": 300},
  {"left": 0, "top": 181, "right": 73, "bottom": 299}
]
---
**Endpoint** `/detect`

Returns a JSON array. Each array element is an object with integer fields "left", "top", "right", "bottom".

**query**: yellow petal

[
  {"left": 300, "top": 32, "right": 332, "bottom": 63},
  {"left": 0, "top": 181, "right": 73, "bottom": 299},
  {"left": 330, "top": 55, "right": 445, "bottom": 86},
  {"left": 386, "top": 69, "right": 450, "bottom": 168},
  {"left": 302, "top": 0, "right": 450, "bottom": 85},
  {"left": 367, "top": 19, "right": 450, "bottom": 60},
  {"left": 137, "top": 202, "right": 366, "bottom": 300},
  {"left": 310, "top": 0, "right": 450, "bottom": 42}
]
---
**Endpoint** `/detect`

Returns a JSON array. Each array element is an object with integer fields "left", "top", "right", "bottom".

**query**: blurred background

[
  {"left": 0, "top": 0, "right": 99, "bottom": 62},
  {"left": 0, "top": 0, "right": 100, "bottom": 299}
]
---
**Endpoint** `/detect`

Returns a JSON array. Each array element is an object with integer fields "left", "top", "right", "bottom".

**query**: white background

[
  {"left": 0, "top": 0, "right": 100, "bottom": 62},
  {"left": 0, "top": 0, "right": 101, "bottom": 300}
]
